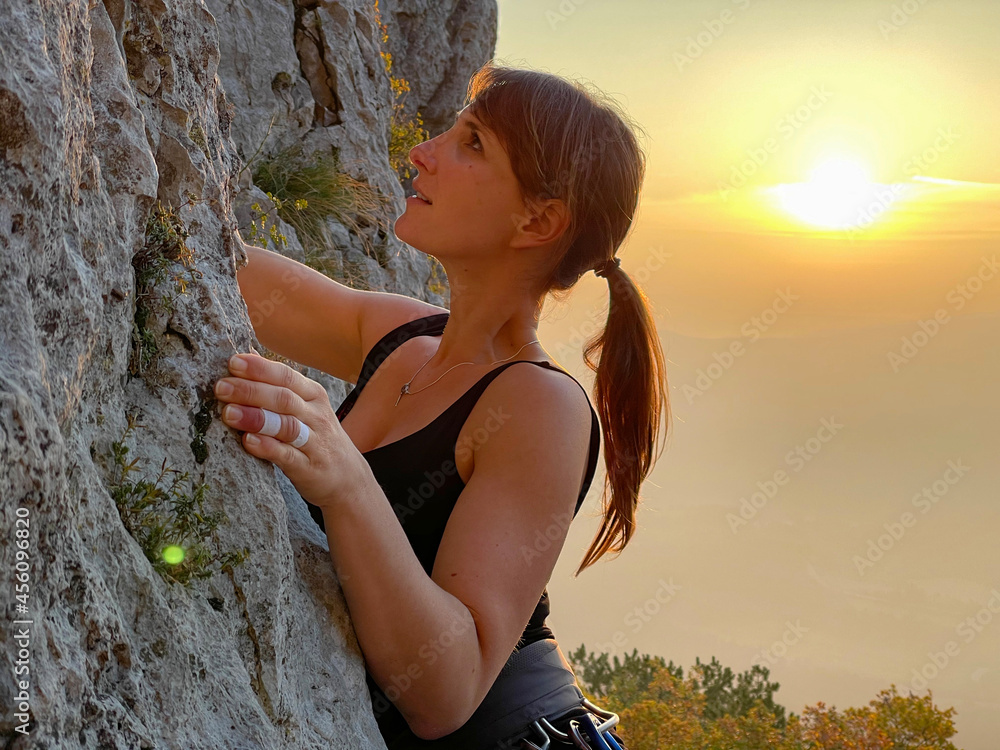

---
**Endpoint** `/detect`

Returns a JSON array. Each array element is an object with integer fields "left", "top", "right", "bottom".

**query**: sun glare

[{"left": 770, "top": 156, "right": 886, "bottom": 230}]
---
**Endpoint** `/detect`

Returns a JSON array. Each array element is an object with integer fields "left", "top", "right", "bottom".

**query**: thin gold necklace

[{"left": 395, "top": 338, "right": 541, "bottom": 406}]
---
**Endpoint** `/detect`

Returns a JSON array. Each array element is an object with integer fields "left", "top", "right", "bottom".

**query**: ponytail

[{"left": 574, "top": 259, "right": 669, "bottom": 576}]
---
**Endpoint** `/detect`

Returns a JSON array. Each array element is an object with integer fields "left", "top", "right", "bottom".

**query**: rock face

[
  {"left": 0, "top": 0, "right": 495, "bottom": 747},
  {"left": 382, "top": 0, "right": 500, "bottom": 139}
]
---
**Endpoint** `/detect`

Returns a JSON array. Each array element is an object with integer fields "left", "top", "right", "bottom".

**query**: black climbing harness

[{"left": 426, "top": 638, "right": 630, "bottom": 749}]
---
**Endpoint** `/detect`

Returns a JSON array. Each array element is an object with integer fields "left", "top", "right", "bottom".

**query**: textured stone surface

[
  {"left": 0, "top": 0, "right": 495, "bottom": 746},
  {"left": 383, "top": 0, "right": 500, "bottom": 137}
]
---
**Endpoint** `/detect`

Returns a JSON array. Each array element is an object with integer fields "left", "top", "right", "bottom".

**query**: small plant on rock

[
  {"left": 374, "top": 0, "right": 428, "bottom": 180},
  {"left": 107, "top": 411, "right": 249, "bottom": 587},
  {"left": 244, "top": 193, "right": 307, "bottom": 253},
  {"left": 130, "top": 201, "right": 204, "bottom": 377},
  {"left": 251, "top": 141, "right": 386, "bottom": 271}
]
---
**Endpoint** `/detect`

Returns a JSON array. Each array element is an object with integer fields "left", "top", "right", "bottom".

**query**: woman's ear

[{"left": 509, "top": 197, "right": 571, "bottom": 249}]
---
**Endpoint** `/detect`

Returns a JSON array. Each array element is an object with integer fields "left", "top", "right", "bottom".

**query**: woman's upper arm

[
  {"left": 237, "top": 242, "right": 445, "bottom": 382},
  {"left": 426, "top": 364, "right": 593, "bottom": 733}
]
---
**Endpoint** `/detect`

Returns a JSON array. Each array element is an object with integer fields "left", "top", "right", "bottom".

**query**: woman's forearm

[{"left": 320, "top": 466, "right": 485, "bottom": 740}]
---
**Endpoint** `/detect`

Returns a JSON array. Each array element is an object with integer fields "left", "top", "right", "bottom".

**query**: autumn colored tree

[
  {"left": 567, "top": 646, "right": 961, "bottom": 750},
  {"left": 568, "top": 646, "right": 786, "bottom": 726},
  {"left": 613, "top": 666, "right": 708, "bottom": 750},
  {"left": 787, "top": 700, "right": 893, "bottom": 750},
  {"left": 787, "top": 684, "right": 959, "bottom": 750},
  {"left": 701, "top": 703, "right": 801, "bottom": 750}
]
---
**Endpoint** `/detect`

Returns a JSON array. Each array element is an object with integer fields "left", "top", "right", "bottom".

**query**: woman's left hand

[{"left": 214, "top": 352, "right": 367, "bottom": 512}]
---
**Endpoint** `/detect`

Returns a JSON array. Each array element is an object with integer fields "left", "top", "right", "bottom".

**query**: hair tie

[{"left": 594, "top": 256, "right": 621, "bottom": 279}]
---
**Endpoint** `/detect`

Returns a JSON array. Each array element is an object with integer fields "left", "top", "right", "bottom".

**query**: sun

[{"left": 770, "top": 156, "right": 885, "bottom": 229}]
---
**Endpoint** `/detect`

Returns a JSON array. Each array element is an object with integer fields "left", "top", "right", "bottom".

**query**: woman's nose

[{"left": 409, "top": 138, "right": 433, "bottom": 173}]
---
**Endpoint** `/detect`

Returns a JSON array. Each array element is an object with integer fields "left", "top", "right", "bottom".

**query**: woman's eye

[{"left": 468, "top": 133, "right": 483, "bottom": 152}]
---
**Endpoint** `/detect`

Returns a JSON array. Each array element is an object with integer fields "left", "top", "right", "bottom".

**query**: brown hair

[{"left": 464, "top": 62, "right": 671, "bottom": 577}]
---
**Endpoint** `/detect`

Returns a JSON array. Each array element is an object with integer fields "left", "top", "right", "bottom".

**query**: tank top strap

[
  {"left": 450, "top": 358, "right": 585, "bottom": 410},
  {"left": 451, "top": 359, "right": 601, "bottom": 515},
  {"left": 337, "top": 312, "right": 449, "bottom": 420},
  {"left": 357, "top": 312, "right": 450, "bottom": 390},
  {"left": 412, "top": 358, "right": 555, "bottom": 437}
]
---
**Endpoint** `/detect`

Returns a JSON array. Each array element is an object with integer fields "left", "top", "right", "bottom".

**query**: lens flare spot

[{"left": 162, "top": 545, "right": 185, "bottom": 565}]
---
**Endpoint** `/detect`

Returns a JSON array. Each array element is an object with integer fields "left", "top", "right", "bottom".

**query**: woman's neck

[{"left": 432, "top": 287, "right": 545, "bottom": 368}]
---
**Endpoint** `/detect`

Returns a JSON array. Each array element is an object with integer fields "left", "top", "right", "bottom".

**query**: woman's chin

[
  {"left": 391, "top": 221, "right": 427, "bottom": 253},
  {"left": 391, "top": 214, "right": 413, "bottom": 241},
  {"left": 393, "top": 215, "right": 455, "bottom": 260}
]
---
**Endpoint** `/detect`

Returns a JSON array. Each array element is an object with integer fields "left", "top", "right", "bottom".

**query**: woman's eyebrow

[{"left": 454, "top": 109, "right": 489, "bottom": 140}]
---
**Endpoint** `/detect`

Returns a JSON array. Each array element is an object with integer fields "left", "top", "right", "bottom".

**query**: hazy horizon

[{"left": 492, "top": 1, "right": 1000, "bottom": 746}]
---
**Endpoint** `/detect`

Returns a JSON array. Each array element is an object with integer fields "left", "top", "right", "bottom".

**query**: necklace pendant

[{"left": 395, "top": 382, "right": 410, "bottom": 407}]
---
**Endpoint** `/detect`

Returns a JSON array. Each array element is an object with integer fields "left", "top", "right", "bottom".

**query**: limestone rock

[
  {"left": 383, "top": 0, "right": 500, "bottom": 137},
  {"left": 0, "top": 0, "right": 496, "bottom": 746}
]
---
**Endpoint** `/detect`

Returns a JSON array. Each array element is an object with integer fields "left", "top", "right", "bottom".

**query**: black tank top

[{"left": 304, "top": 312, "right": 601, "bottom": 746}]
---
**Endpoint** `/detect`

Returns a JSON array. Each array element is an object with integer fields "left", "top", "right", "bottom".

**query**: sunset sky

[{"left": 491, "top": 2, "right": 1000, "bottom": 747}]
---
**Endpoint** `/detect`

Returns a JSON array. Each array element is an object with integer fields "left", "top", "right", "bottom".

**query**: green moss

[
  {"left": 189, "top": 121, "right": 209, "bottom": 159},
  {"left": 130, "top": 202, "right": 204, "bottom": 379}
]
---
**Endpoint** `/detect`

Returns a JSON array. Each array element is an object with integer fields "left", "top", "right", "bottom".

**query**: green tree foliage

[
  {"left": 569, "top": 646, "right": 784, "bottom": 727},
  {"left": 688, "top": 655, "right": 787, "bottom": 728},
  {"left": 567, "top": 646, "right": 960, "bottom": 750},
  {"left": 569, "top": 644, "right": 679, "bottom": 707}
]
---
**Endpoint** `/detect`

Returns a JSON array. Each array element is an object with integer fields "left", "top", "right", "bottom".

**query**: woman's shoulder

[
  {"left": 486, "top": 359, "right": 596, "bottom": 434},
  {"left": 357, "top": 297, "right": 449, "bottom": 362},
  {"left": 514, "top": 359, "right": 594, "bottom": 408}
]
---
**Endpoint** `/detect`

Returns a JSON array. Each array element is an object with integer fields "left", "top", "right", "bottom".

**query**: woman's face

[{"left": 393, "top": 105, "right": 528, "bottom": 260}]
